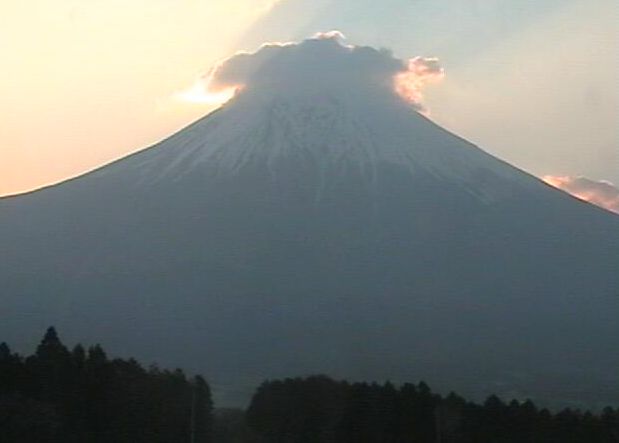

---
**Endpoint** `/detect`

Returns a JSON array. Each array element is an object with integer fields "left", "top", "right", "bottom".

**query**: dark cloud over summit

[{"left": 204, "top": 32, "right": 443, "bottom": 110}]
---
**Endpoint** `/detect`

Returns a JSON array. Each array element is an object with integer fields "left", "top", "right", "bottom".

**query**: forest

[
  {"left": 0, "top": 328, "right": 212, "bottom": 442},
  {"left": 1, "top": 328, "right": 618, "bottom": 442},
  {"left": 242, "top": 376, "right": 619, "bottom": 443}
]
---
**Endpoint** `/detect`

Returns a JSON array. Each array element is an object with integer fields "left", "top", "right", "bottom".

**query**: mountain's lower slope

[{"left": 1, "top": 94, "right": 618, "bottom": 407}]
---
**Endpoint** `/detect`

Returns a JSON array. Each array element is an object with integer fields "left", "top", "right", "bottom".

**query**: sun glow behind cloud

[
  {"left": 0, "top": 0, "right": 283, "bottom": 195},
  {"left": 174, "top": 78, "right": 239, "bottom": 105},
  {"left": 176, "top": 32, "right": 444, "bottom": 114}
]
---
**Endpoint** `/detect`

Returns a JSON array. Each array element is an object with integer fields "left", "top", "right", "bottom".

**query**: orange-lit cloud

[
  {"left": 179, "top": 32, "right": 443, "bottom": 111},
  {"left": 543, "top": 175, "right": 619, "bottom": 214},
  {"left": 394, "top": 57, "right": 444, "bottom": 110}
]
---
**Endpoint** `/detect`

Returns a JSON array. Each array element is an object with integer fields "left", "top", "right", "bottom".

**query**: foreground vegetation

[
  {"left": 0, "top": 328, "right": 212, "bottom": 442},
  {"left": 242, "top": 376, "right": 619, "bottom": 443},
  {"left": 1, "top": 329, "right": 618, "bottom": 442}
]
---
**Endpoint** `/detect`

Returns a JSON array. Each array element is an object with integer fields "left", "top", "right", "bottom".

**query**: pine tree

[
  {"left": 30, "top": 326, "right": 71, "bottom": 403},
  {"left": 35, "top": 327, "right": 67, "bottom": 358}
]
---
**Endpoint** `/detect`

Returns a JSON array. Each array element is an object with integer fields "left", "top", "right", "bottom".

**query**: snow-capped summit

[
  {"left": 101, "top": 87, "right": 533, "bottom": 204},
  {"left": 1, "top": 35, "right": 618, "bottom": 407}
]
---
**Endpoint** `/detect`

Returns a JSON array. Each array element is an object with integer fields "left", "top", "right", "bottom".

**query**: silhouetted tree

[
  {"left": 0, "top": 327, "right": 213, "bottom": 443},
  {"left": 245, "top": 376, "right": 619, "bottom": 443}
]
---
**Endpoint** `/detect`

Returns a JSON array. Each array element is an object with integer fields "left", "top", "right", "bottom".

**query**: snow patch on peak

[{"left": 99, "top": 92, "right": 536, "bottom": 203}]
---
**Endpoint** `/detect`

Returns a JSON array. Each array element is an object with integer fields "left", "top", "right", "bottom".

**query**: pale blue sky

[{"left": 239, "top": 0, "right": 572, "bottom": 60}]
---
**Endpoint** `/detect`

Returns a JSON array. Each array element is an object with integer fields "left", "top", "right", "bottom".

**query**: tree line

[
  {"left": 2, "top": 329, "right": 618, "bottom": 442},
  {"left": 244, "top": 376, "right": 619, "bottom": 443},
  {"left": 0, "top": 327, "right": 212, "bottom": 442}
]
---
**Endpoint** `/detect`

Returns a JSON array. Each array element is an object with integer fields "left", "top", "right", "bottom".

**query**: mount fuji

[{"left": 1, "top": 35, "right": 618, "bottom": 406}]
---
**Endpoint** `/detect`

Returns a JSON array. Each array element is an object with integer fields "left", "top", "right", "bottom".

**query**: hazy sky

[{"left": 1, "top": 0, "right": 617, "bottom": 195}]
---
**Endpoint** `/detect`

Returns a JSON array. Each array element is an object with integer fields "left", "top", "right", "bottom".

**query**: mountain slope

[{"left": 2, "top": 41, "right": 618, "bottom": 407}]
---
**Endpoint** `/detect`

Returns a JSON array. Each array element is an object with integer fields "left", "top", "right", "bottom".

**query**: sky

[{"left": 1, "top": 0, "right": 617, "bottom": 200}]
